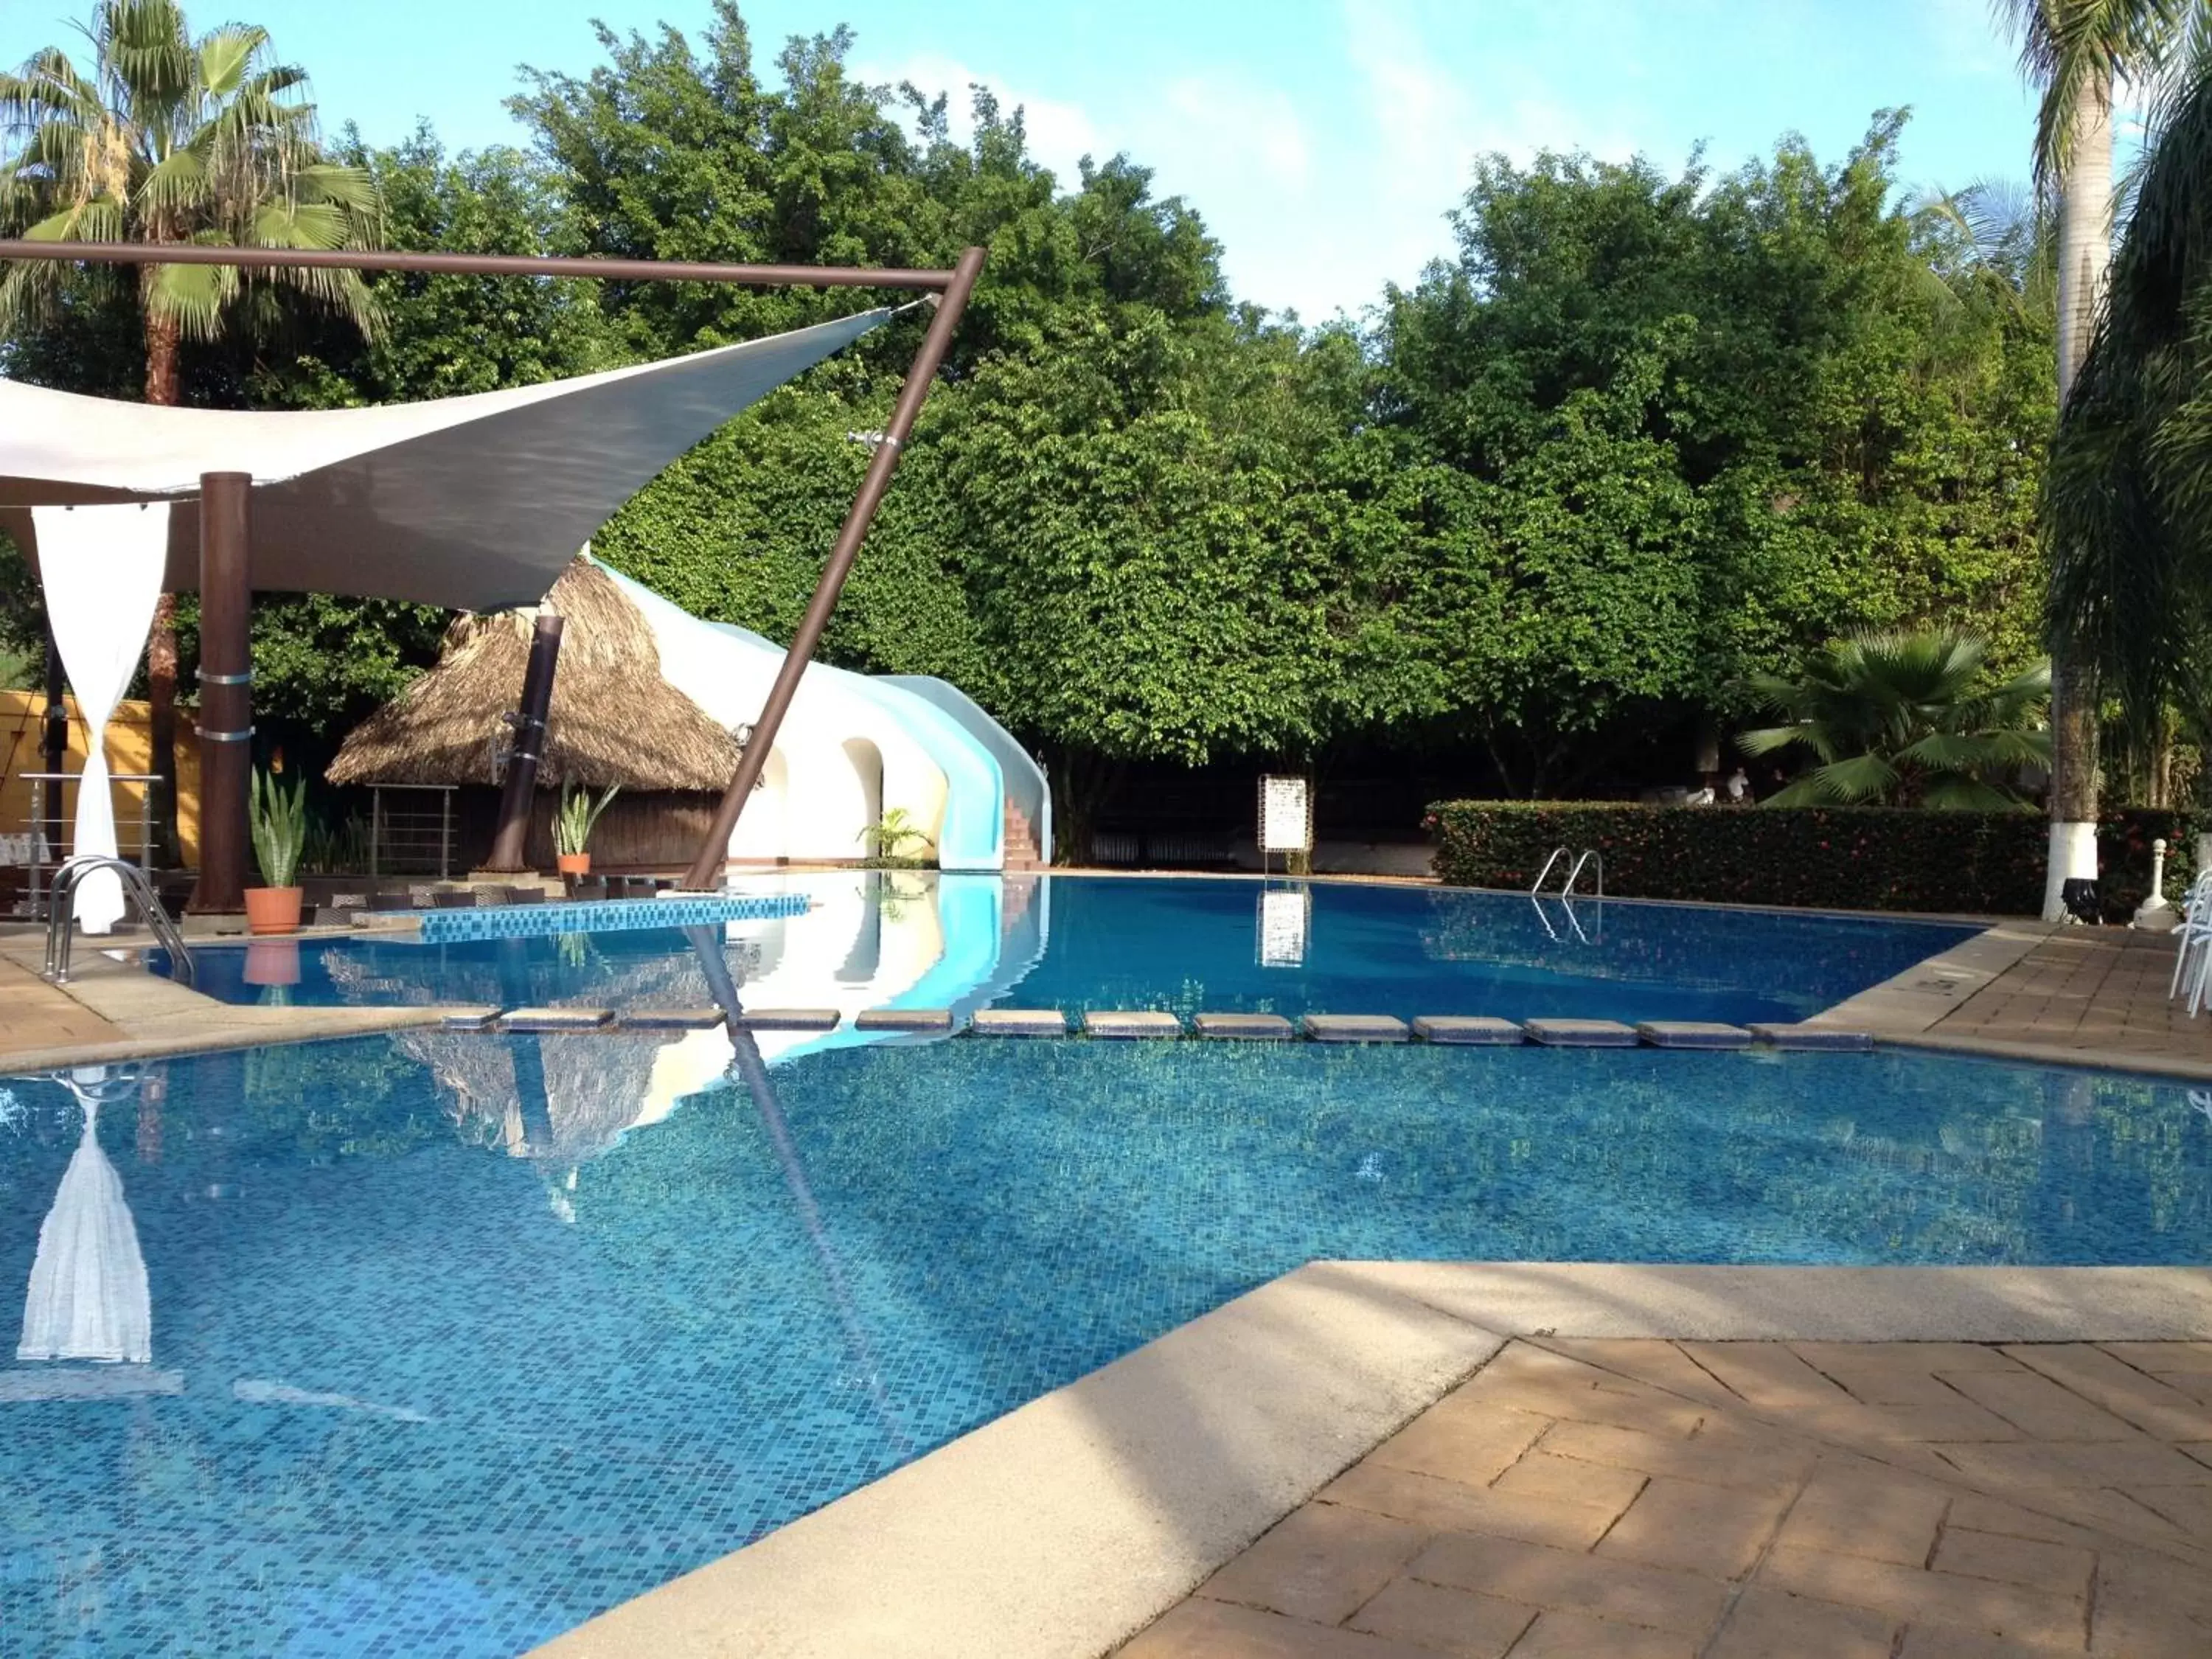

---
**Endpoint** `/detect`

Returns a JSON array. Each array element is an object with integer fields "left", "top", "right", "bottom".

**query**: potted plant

[
  {"left": 858, "top": 807, "right": 935, "bottom": 869},
  {"left": 554, "top": 782, "right": 619, "bottom": 876},
  {"left": 246, "top": 766, "right": 308, "bottom": 934}
]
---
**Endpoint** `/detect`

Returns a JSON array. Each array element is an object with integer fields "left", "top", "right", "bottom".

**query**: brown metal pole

[
  {"left": 40, "top": 615, "right": 67, "bottom": 856},
  {"left": 0, "top": 240, "right": 954, "bottom": 291},
  {"left": 188, "top": 473, "right": 252, "bottom": 914},
  {"left": 676, "top": 246, "right": 988, "bottom": 891},
  {"left": 484, "top": 613, "right": 564, "bottom": 872}
]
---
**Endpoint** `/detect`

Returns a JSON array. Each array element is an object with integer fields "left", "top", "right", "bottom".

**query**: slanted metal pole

[
  {"left": 485, "top": 614, "right": 563, "bottom": 872},
  {"left": 188, "top": 472, "right": 252, "bottom": 913},
  {"left": 678, "top": 245, "right": 988, "bottom": 891}
]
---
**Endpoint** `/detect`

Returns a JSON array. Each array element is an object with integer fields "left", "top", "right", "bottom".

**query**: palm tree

[
  {"left": 0, "top": 0, "right": 381, "bottom": 862},
  {"left": 2044, "top": 55, "right": 2212, "bottom": 799},
  {"left": 1737, "top": 630, "right": 2051, "bottom": 810},
  {"left": 1995, "top": 0, "right": 2207, "bottom": 914}
]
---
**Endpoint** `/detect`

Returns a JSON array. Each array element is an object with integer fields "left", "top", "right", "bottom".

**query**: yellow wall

[{"left": 0, "top": 691, "right": 201, "bottom": 863}]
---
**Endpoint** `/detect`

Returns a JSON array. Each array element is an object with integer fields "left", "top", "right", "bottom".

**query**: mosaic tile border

[{"left": 412, "top": 893, "right": 808, "bottom": 943}]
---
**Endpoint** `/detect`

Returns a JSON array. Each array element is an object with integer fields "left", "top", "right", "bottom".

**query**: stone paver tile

[
  {"left": 1321, "top": 1464, "right": 1615, "bottom": 1551},
  {"left": 1792, "top": 1397, "right": 2026, "bottom": 1444},
  {"left": 2090, "top": 1552, "right": 2212, "bottom": 1657},
  {"left": 1121, "top": 1597, "right": 1441, "bottom": 1658},
  {"left": 1894, "top": 1624, "right": 2074, "bottom": 1659},
  {"left": 1457, "top": 1352, "right": 1705, "bottom": 1439},
  {"left": 1788, "top": 1352, "right": 1985, "bottom": 1408},
  {"left": 1759, "top": 1544, "right": 2088, "bottom": 1650},
  {"left": 1941, "top": 1368, "right": 2147, "bottom": 1441},
  {"left": 1537, "top": 1419, "right": 1809, "bottom": 1498},
  {"left": 1775, "top": 1465, "right": 1951, "bottom": 1567},
  {"left": 1488, "top": 1452, "right": 1646, "bottom": 1517},
  {"left": 2154, "top": 1373, "right": 2212, "bottom": 1405},
  {"left": 1198, "top": 1503, "right": 1433, "bottom": 1625},
  {"left": 2120, "top": 1484, "right": 2212, "bottom": 1540},
  {"left": 1945, "top": 1494, "right": 2107, "bottom": 1551},
  {"left": 1704, "top": 1586, "right": 1898, "bottom": 1659},
  {"left": 1934, "top": 1437, "right": 2212, "bottom": 1490},
  {"left": 1596, "top": 1475, "right": 1794, "bottom": 1580},
  {"left": 1537, "top": 1341, "right": 1740, "bottom": 1408},
  {"left": 1343, "top": 1577, "right": 1538, "bottom": 1658},
  {"left": 2003, "top": 1344, "right": 2212, "bottom": 1441},
  {"left": 1791, "top": 1343, "right": 2028, "bottom": 1375},
  {"left": 2100, "top": 1342, "right": 2212, "bottom": 1374},
  {"left": 1674, "top": 1343, "right": 1858, "bottom": 1412},
  {"left": 1368, "top": 1399, "right": 1550, "bottom": 1486},
  {"left": 1503, "top": 1610, "right": 1696, "bottom": 1658},
  {"left": 1931, "top": 1528, "right": 2094, "bottom": 1599},
  {"left": 1407, "top": 1533, "right": 1729, "bottom": 1636}
]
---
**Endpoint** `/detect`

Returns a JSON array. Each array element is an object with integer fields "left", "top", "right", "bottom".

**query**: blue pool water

[
  {"left": 169, "top": 874, "right": 1975, "bottom": 1026},
  {"left": 2, "top": 1033, "right": 2209, "bottom": 1655}
]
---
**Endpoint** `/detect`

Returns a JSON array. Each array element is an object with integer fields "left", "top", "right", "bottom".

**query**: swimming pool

[
  {"left": 2, "top": 1030, "right": 2208, "bottom": 1655},
  {"left": 168, "top": 872, "right": 1976, "bottom": 1026}
]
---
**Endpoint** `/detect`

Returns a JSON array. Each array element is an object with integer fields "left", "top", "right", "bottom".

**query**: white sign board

[
  {"left": 1258, "top": 773, "right": 1312, "bottom": 854},
  {"left": 1259, "top": 886, "right": 1310, "bottom": 967}
]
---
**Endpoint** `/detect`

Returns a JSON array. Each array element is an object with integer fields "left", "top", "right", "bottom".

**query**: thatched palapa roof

[{"left": 327, "top": 557, "right": 740, "bottom": 791}]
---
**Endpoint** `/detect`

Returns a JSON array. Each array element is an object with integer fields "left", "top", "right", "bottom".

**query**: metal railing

[
  {"left": 18, "top": 771, "right": 159, "bottom": 920},
  {"left": 369, "top": 784, "right": 458, "bottom": 879},
  {"left": 44, "top": 855, "right": 195, "bottom": 987},
  {"left": 1531, "top": 846, "right": 1604, "bottom": 900}
]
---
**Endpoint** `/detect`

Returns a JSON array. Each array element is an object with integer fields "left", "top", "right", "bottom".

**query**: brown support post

[
  {"left": 484, "top": 613, "right": 564, "bottom": 872},
  {"left": 677, "top": 246, "right": 988, "bottom": 890},
  {"left": 189, "top": 473, "right": 252, "bottom": 914},
  {"left": 40, "top": 615, "right": 66, "bottom": 856}
]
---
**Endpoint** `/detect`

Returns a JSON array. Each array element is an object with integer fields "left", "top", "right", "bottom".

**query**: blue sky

[{"left": 0, "top": 0, "right": 2044, "bottom": 319}]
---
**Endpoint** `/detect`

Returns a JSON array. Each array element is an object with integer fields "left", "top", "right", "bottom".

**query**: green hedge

[{"left": 1423, "top": 801, "right": 2202, "bottom": 918}]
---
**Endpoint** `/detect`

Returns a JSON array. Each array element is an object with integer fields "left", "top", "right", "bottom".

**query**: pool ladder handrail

[
  {"left": 44, "top": 855, "right": 196, "bottom": 988},
  {"left": 1531, "top": 846, "right": 1604, "bottom": 900}
]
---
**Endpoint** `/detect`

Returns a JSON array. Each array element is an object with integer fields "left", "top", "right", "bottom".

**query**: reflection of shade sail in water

[{"left": 17, "top": 1070, "right": 150, "bottom": 1365}]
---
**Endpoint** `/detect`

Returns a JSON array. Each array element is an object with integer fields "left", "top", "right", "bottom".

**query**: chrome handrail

[
  {"left": 1531, "top": 846, "right": 1570, "bottom": 895},
  {"left": 1564, "top": 849, "right": 1604, "bottom": 900},
  {"left": 44, "top": 855, "right": 195, "bottom": 987}
]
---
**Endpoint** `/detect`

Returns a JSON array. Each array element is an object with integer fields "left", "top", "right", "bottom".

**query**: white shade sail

[
  {"left": 18, "top": 1071, "right": 153, "bottom": 1366},
  {"left": 0, "top": 307, "right": 891, "bottom": 611},
  {"left": 32, "top": 503, "right": 170, "bottom": 932}
]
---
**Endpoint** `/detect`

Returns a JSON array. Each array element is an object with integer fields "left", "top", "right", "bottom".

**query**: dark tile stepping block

[
  {"left": 1302, "top": 1015, "right": 1411, "bottom": 1043},
  {"left": 970, "top": 1009, "right": 1069, "bottom": 1037},
  {"left": 1193, "top": 1012, "right": 1295, "bottom": 1040},
  {"left": 501, "top": 1006, "right": 613, "bottom": 1032},
  {"left": 855, "top": 1008, "right": 953, "bottom": 1032},
  {"left": 1747, "top": 1023, "right": 1875, "bottom": 1051},
  {"left": 1413, "top": 1015, "right": 1525, "bottom": 1046},
  {"left": 1637, "top": 1020, "right": 1753, "bottom": 1050},
  {"left": 619, "top": 1008, "right": 726, "bottom": 1031},
  {"left": 731, "top": 1009, "right": 841, "bottom": 1032},
  {"left": 437, "top": 1005, "right": 501, "bottom": 1031},
  {"left": 1523, "top": 1018, "right": 1640, "bottom": 1048},
  {"left": 1085, "top": 1010, "right": 1183, "bottom": 1039}
]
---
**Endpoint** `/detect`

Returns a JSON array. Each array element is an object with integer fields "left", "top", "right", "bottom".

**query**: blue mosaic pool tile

[{"left": 411, "top": 892, "right": 807, "bottom": 943}]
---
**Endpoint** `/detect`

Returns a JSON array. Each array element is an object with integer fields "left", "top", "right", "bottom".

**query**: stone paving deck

[
  {"left": 1917, "top": 926, "right": 2212, "bottom": 1070},
  {"left": 1120, "top": 1336, "right": 2212, "bottom": 1658}
]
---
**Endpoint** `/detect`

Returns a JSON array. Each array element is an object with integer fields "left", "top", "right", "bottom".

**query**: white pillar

[{"left": 2043, "top": 820, "right": 2098, "bottom": 924}]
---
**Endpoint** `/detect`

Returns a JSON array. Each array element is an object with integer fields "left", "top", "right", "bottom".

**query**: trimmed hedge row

[{"left": 1424, "top": 801, "right": 2202, "bottom": 918}]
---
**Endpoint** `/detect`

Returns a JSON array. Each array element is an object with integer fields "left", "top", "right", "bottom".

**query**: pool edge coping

[{"left": 530, "top": 1261, "right": 2212, "bottom": 1659}]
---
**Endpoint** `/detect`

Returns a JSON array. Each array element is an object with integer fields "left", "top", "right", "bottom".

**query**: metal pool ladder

[
  {"left": 1531, "top": 846, "right": 1604, "bottom": 900},
  {"left": 44, "top": 855, "right": 196, "bottom": 988}
]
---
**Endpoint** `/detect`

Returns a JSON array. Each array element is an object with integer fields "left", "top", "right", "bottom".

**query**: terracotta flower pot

[
  {"left": 243, "top": 939, "right": 302, "bottom": 987},
  {"left": 557, "top": 852, "right": 591, "bottom": 877},
  {"left": 243, "top": 886, "right": 303, "bottom": 936}
]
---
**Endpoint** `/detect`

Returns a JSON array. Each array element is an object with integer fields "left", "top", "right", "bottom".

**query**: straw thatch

[{"left": 327, "top": 558, "right": 741, "bottom": 791}]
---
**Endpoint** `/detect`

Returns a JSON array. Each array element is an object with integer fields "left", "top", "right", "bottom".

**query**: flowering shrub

[{"left": 1425, "top": 801, "right": 2198, "bottom": 917}]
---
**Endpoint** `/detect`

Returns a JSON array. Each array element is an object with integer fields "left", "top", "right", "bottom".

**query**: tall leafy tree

[{"left": 0, "top": 0, "right": 381, "bottom": 858}]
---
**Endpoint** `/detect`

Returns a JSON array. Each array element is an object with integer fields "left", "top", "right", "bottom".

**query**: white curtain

[
  {"left": 18, "top": 1071, "right": 153, "bottom": 1366},
  {"left": 31, "top": 503, "right": 171, "bottom": 933}
]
